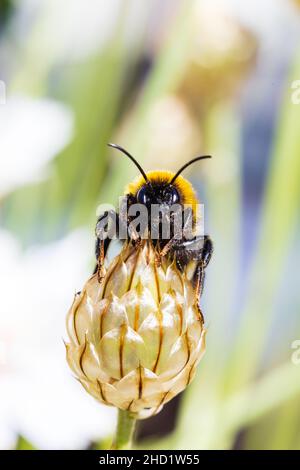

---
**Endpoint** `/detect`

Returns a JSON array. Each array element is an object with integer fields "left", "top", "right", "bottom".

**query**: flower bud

[{"left": 66, "top": 242, "right": 206, "bottom": 419}]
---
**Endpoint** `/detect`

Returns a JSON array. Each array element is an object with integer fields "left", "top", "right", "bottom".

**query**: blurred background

[{"left": 1, "top": 0, "right": 300, "bottom": 450}]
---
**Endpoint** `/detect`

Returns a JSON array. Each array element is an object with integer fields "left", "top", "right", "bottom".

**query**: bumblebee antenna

[
  {"left": 108, "top": 143, "right": 148, "bottom": 182},
  {"left": 170, "top": 155, "right": 212, "bottom": 184}
]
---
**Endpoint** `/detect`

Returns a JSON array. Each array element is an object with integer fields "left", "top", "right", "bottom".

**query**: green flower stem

[{"left": 113, "top": 409, "right": 137, "bottom": 450}]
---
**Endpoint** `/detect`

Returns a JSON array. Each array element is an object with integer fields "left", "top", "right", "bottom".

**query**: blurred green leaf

[
  {"left": 141, "top": 103, "right": 242, "bottom": 450},
  {"left": 16, "top": 435, "right": 36, "bottom": 450},
  {"left": 224, "top": 54, "right": 300, "bottom": 393},
  {"left": 97, "top": 1, "right": 196, "bottom": 204},
  {"left": 0, "top": 0, "right": 13, "bottom": 30},
  {"left": 140, "top": 361, "right": 300, "bottom": 450},
  {"left": 3, "top": 32, "right": 127, "bottom": 244}
]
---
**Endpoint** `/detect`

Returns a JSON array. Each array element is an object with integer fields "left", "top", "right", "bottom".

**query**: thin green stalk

[{"left": 113, "top": 410, "right": 137, "bottom": 450}]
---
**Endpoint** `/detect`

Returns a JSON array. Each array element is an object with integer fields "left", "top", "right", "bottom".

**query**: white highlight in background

[
  {"left": 0, "top": 341, "right": 7, "bottom": 366},
  {"left": 291, "top": 80, "right": 300, "bottom": 105},
  {"left": 0, "top": 81, "right": 6, "bottom": 105},
  {"left": 291, "top": 340, "right": 300, "bottom": 365},
  {"left": 0, "top": 96, "right": 73, "bottom": 195}
]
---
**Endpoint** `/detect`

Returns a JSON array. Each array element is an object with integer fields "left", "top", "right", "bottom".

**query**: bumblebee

[{"left": 95, "top": 143, "right": 213, "bottom": 310}]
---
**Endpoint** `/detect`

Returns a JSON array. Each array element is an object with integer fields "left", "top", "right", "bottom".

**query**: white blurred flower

[
  {"left": 0, "top": 96, "right": 73, "bottom": 195},
  {"left": 15, "top": 0, "right": 123, "bottom": 62},
  {"left": 0, "top": 229, "right": 116, "bottom": 449}
]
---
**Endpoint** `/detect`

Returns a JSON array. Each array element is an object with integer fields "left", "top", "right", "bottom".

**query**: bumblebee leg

[
  {"left": 96, "top": 238, "right": 106, "bottom": 283},
  {"left": 173, "top": 235, "right": 213, "bottom": 268},
  {"left": 160, "top": 207, "right": 194, "bottom": 258},
  {"left": 193, "top": 261, "right": 205, "bottom": 323},
  {"left": 128, "top": 223, "right": 142, "bottom": 247},
  {"left": 94, "top": 210, "right": 119, "bottom": 281},
  {"left": 172, "top": 235, "right": 213, "bottom": 319},
  {"left": 118, "top": 197, "right": 142, "bottom": 247},
  {"left": 191, "top": 236, "right": 213, "bottom": 323},
  {"left": 159, "top": 238, "right": 174, "bottom": 258},
  {"left": 199, "top": 235, "right": 213, "bottom": 268}
]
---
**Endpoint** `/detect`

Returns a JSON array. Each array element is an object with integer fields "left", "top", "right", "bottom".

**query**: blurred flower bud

[
  {"left": 292, "top": 0, "right": 300, "bottom": 9},
  {"left": 66, "top": 242, "right": 206, "bottom": 419},
  {"left": 141, "top": 95, "right": 202, "bottom": 169},
  {"left": 177, "top": 4, "right": 257, "bottom": 111}
]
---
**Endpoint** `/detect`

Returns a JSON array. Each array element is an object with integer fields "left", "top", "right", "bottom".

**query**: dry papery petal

[{"left": 66, "top": 241, "right": 206, "bottom": 419}]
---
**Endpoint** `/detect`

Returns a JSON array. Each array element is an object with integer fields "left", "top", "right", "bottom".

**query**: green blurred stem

[{"left": 113, "top": 410, "right": 136, "bottom": 450}]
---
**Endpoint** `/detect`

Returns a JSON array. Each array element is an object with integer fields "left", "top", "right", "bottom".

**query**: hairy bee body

[{"left": 95, "top": 167, "right": 212, "bottom": 296}]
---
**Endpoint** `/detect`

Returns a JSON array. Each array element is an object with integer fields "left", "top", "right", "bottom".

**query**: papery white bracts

[{"left": 66, "top": 242, "right": 206, "bottom": 419}]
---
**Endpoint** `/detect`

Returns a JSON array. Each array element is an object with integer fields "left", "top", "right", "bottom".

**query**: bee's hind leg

[
  {"left": 173, "top": 235, "right": 213, "bottom": 323},
  {"left": 192, "top": 236, "right": 213, "bottom": 323},
  {"left": 193, "top": 261, "right": 205, "bottom": 323},
  {"left": 172, "top": 235, "right": 213, "bottom": 270}
]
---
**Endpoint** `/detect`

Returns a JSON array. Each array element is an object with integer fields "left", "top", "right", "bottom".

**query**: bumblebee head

[
  {"left": 125, "top": 171, "right": 197, "bottom": 212},
  {"left": 108, "top": 143, "right": 211, "bottom": 214}
]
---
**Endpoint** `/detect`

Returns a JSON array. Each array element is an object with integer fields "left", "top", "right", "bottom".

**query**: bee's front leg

[
  {"left": 118, "top": 194, "right": 142, "bottom": 247},
  {"left": 160, "top": 207, "right": 194, "bottom": 258},
  {"left": 94, "top": 210, "right": 119, "bottom": 282},
  {"left": 127, "top": 222, "right": 142, "bottom": 247}
]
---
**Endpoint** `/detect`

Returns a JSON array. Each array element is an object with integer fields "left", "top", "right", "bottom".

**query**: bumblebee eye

[
  {"left": 170, "top": 187, "right": 180, "bottom": 204},
  {"left": 137, "top": 186, "right": 151, "bottom": 205}
]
